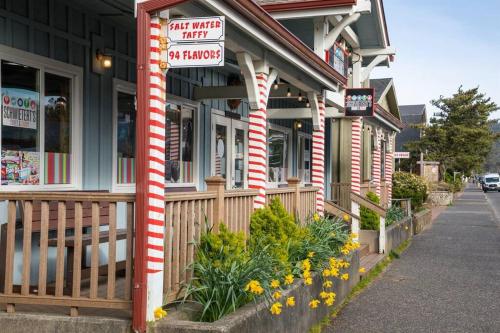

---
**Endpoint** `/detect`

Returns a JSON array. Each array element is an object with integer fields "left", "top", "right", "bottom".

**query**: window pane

[
  {"left": 116, "top": 92, "right": 136, "bottom": 184},
  {"left": 298, "top": 136, "right": 311, "bottom": 183},
  {"left": 165, "top": 103, "right": 194, "bottom": 183},
  {"left": 44, "top": 73, "right": 71, "bottom": 184},
  {"left": 268, "top": 129, "right": 288, "bottom": 183},
  {"left": 214, "top": 124, "right": 227, "bottom": 179},
  {"left": 1, "top": 61, "right": 40, "bottom": 185}
]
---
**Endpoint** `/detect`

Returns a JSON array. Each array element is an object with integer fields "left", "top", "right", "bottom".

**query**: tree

[{"left": 406, "top": 87, "right": 498, "bottom": 177}]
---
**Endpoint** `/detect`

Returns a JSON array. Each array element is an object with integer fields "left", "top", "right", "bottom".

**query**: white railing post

[
  {"left": 379, "top": 216, "right": 386, "bottom": 254},
  {"left": 351, "top": 201, "right": 360, "bottom": 241}
]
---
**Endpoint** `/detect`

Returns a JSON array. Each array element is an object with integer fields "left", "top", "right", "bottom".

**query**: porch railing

[
  {"left": 0, "top": 179, "right": 319, "bottom": 316},
  {"left": 331, "top": 182, "right": 351, "bottom": 211}
]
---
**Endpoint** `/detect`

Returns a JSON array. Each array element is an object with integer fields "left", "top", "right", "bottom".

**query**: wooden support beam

[{"left": 350, "top": 192, "right": 387, "bottom": 217}]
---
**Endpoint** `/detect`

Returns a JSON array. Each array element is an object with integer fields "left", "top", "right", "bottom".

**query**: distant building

[{"left": 396, "top": 104, "right": 427, "bottom": 152}]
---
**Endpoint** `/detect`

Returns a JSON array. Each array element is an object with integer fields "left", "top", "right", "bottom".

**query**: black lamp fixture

[
  {"left": 96, "top": 49, "right": 112, "bottom": 69},
  {"left": 298, "top": 92, "right": 303, "bottom": 102},
  {"left": 286, "top": 87, "right": 291, "bottom": 97},
  {"left": 294, "top": 120, "right": 302, "bottom": 129},
  {"left": 273, "top": 77, "right": 280, "bottom": 90},
  {"left": 306, "top": 99, "right": 310, "bottom": 108}
]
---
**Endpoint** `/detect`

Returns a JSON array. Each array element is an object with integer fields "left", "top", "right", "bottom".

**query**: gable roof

[
  {"left": 399, "top": 104, "right": 426, "bottom": 116},
  {"left": 256, "top": 0, "right": 356, "bottom": 11},
  {"left": 369, "top": 78, "right": 403, "bottom": 129},
  {"left": 370, "top": 78, "right": 392, "bottom": 103}
]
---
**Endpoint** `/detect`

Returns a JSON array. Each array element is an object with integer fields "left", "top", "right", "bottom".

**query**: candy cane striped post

[
  {"left": 145, "top": 16, "right": 166, "bottom": 321},
  {"left": 350, "top": 117, "right": 362, "bottom": 239},
  {"left": 248, "top": 72, "right": 269, "bottom": 209},
  {"left": 372, "top": 129, "right": 382, "bottom": 198},
  {"left": 312, "top": 96, "right": 326, "bottom": 214},
  {"left": 385, "top": 132, "right": 396, "bottom": 206}
]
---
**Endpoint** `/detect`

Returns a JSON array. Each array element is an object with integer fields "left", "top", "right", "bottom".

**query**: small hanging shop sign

[
  {"left": 394, "top": 151, "right": 410, "bottom": 159},
  {"left": 160, "top": 16, "right": 225, "bottom": 69},
  {"left": 345, "top": 88, "right": 375, "bottom": 117}
]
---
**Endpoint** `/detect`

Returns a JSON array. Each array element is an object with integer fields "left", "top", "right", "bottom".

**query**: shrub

[
  {"left": 360, "top": 191, "right": 380, "bottom": 230},
  {"left": 248, "top": 198, "right": 306, "bottom": 274},
  {"left": 385, "top": 205, "right": 405, "bottom": 226},
  {"left": 392, "top": 172, "right": 428, "bottom": 210},
  {"left": 198, "top": 224, "right": 247, "bottom": 270}
]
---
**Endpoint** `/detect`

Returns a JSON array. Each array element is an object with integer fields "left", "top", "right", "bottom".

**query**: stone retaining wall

[
  {"left": 153, "top": 251, "right": 360, "bottom": 333},
  {"left": 412, "top": 209, "right": 432, "bottom": 235},
  {"left": 385, "top": 216, "right": 412, "bottom": 253},
  {"left": 427, "top": 191, "right": 454, "bottom": 206}
]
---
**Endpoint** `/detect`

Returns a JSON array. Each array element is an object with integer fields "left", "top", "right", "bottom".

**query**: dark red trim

[
  {"left": 133, "top": 4, "right": 151, "bottom": 333},
  {"left": 375, "top": 104, "right": 404, "bottom": 129},
  {"left": 260, "top": 0, "right": 356, "bottom": 12}
]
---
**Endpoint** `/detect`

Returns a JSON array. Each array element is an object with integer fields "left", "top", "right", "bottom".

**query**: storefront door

[{"left": 211, "top": 113, "right": 248, "bottom": 189}]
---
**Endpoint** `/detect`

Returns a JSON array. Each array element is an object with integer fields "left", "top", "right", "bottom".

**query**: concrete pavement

[{"left": 324, "top": 185, "right": 500, "bottom": 333}]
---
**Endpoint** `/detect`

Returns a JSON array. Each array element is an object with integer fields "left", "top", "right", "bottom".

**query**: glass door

[{"left": 231, "top": 119, "right": 248, "bottom": 189}]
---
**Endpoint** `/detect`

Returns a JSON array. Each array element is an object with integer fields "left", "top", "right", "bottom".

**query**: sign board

[
  {"left": 161, "top": 16, "right": 225, "bottom": 69},
  {"left": 2, "top": 92, "right": 38, "bottom": 129},
  {"left": 345, "top": 88, "right": 374, "bottom": 117},
  {"left": 394, "top": 152, "right": 410, "bottom": 159},
  {"left": 167, "top": 16, "right": 224, "bottom": 43},
  {"left": 166, "top": 43, "right": 224, "bottom": 68}
]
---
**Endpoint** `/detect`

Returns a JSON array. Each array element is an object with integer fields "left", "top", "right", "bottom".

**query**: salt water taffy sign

[{"left": 160, "top": 16, "right": 225, "bottom": 69}]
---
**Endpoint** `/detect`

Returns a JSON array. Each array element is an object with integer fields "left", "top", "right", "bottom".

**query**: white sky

[{"left": 371, "top": 0, "right": 500, "bottom": 120}]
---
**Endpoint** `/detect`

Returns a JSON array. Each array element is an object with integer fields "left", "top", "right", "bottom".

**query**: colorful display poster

[
  {"left": 2, "top": 90, "right": 39, "bottom": 129},
  {"left": 1, "top": 150, "right": 40, "bottom": 185},
  {"left": 345, "top": 88, "right": 375, "bottom": 117}
]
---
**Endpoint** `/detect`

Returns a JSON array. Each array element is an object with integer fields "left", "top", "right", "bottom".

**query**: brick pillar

[
  {"left": 248, "top": 73, "right": 270, "bottom": 209},
  {"left": 312, "top": 96, "right": 326, "bottom": 213}
]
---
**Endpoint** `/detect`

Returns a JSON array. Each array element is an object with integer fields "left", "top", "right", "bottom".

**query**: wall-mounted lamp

[
  {"left": 96, "top": 49, "right": 112, "bottom": 69},
  {"left": 306, "top": 99, "right": 310, "bottom": 108},
  {"left": 294, "top": 120, "right": 302, "bottom": 130},
  {"left": 286, "top": 87, "right": 291, "bottom": 97},
  {"left": 297, "top": 92, "right": 303, "bottom": 102},
  {"left": 273, "top": 77, "right": 280, "bottom": 90}
]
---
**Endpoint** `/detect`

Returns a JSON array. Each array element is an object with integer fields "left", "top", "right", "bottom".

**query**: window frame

[
  {"left": 297, "top": 131, "right": 312, "bottom": 185},
  {"left": 112, "top": 79, "right": 200, "bottom": 193},
  {"left": 0, "top": 45, "right": 83, "bottom": 191},
  {"left": 267, "top": 123, "right": 292, "bottom": 188}
]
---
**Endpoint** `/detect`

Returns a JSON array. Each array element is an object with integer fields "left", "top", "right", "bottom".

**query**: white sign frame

[
  {"left": 394, "top": 152, "right": 410, "bottom": 159},
  {"left": 167, "top": 16, "right": 225, "bottom": 43},
  {"left": 166, "top": 42, "right": 225, "bottom": 68}
]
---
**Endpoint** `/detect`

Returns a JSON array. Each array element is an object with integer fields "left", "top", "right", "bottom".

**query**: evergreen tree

[{"left": 407, "top": 87, "right": 498, "bottom": 177}]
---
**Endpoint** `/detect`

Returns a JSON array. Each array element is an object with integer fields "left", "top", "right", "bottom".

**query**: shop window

[
  {"left": 116, "top": 91, "right": 136, "bottom": 184},
  {"left": 298, "top": 134, "right": 312, "bottom": 184},
  {"left": 0, "top": 54, "right": 79, "bottom": 188},
  {"left": 268, "top": 128, "right": 290, "bottom": 185},
  {"left": 165, "top": 103, "right": 194, "bottom": 184}
]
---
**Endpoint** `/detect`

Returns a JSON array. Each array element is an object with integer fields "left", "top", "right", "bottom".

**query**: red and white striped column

[
  {"left": 312, "top": 96, "right": 326, "bottom": 213},
  {"left": 248, "top": 73, "right": 269, "bottom": 209},
  {"left": 146, "top": 17, "right": 166, "bottom": 320},
  {"left": 372, "top": 129, "right": 382, "bottom": 198},
  {"left": 351, "top": 117, "right": 362, "bottom": 239},
  {"left": 385, "top": 133, "right": 395, "bottom": 206}
]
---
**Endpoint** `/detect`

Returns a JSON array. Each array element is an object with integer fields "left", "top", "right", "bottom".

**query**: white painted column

[{"left": 312, "top": 96, "right": 326, "bottom": 213}]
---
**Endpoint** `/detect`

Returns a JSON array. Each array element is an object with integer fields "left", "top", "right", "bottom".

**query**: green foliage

[
  {"left": 443, "top": 172, "right": 465, "bottom": 193},
  {"left": 248, "top": 198, "right": 305, "bottom": 274},
  {"left": 360, "top": 191, "right": 380, "bottom": 230},
  {"left": 406, "top": 87, "right": 499, "bottom": 177},
  {"left": 288, "top": 215, "right": 350, "bottom": 275},
  {"left": 198, "top": 224, "right": 248, "bottom": 270},
  {"left": 185, "top": 238, "right": 275, "bottom": 322},
  {"left": 385, "top": 205, "right": 405, "bottom": 226},
  {"left": 392, "top": 171, "right": 428, "bottom": 210}
]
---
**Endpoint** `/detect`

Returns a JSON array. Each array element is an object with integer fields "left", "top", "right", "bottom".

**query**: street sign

[
  {"left": 166, "top": 42, "right": 224, "bottom": 68},
  {"left": 394, "top": 152, "right": 410, "bottom": 159},
  {"left": 160, "top": 16, "right": 225, "bottom": 69},
  {"left": 167, "top": 16, "right": 225, "bottom": 43},
  {"left": 345, "top": 88, "right": 375, "bottom": 117}
]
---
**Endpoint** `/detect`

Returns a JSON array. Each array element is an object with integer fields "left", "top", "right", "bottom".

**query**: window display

[{"left": 268, "top": 128, "right": 289, "bottom": 184}]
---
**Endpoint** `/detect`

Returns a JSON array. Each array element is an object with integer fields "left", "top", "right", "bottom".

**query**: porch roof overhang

[
  {"left": 373, "top": 104, "right": 404, "bottom": 132},
  {"left": 138, "top": 0, "right": 347, "bottom": 93}
]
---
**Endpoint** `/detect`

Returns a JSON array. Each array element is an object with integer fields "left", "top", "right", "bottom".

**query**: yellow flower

[
  {"left": 302, "top": 259, "right": 311, "bottom": 271},
  {"left": 341, "top": 248, "right": 349, "bottom": 255},
  {"left": 320, "top": 291, "right": 329, "bottom": 299},
  {"left": 270, "top": 302, "right": 282, "bottom": 315},
  {"left": 273, "top": 291, "right": 282, "bottom": 300},
  {"left": 325, "top": 295, "right": 335, "bottom": 306},
  {"left": 341, "top": 273, "right": 349, "bottom": 281},
  {"left": 330, "top": 268, "right": 339, "bottom": 277},
  {"left": 271, "top": 279, "right": 280, "bottom": 289},
  {"left": 308, "top": 251, "right": 315, "bottom": 258},
  {"left": 303, "top": 270, "right": 312, "bottom": 279},
  {"left": 322, "top": 269, "right": 331, "bottom": 277},
  {"left": 284, "top": 274, "right": 294, "bottom": 285},
  {"left": 286, "top": 297, "right": 295, "bottom": 307},
  {"left": 309, "top": 299, "right": 320, "bottom": 309},
  {"left": 313, "top": 213, "right": 320, "bottom": 222},
  {"left": 329, "top": 257, "right": 338, "bottom": 268},
  {"left": 154, "top": 307, "right": 167, "bottom": 320},
  {"left": 305, "top": 277, "right": 313, "bottom": 285},
  {"left": 323, "top": 280, "right": 333, "bottom": 288},
  {"left": 359, "top": 267, "right": 366, "bottom": 273},
  {"left": 343, "top": 214, "right": 350, "bottom": 222},
  {"left": 351, "top": 232, "right": 358, "bottom": 238},
  {"left": 245, "top": 280, "right": 264, "bottom": 295}
]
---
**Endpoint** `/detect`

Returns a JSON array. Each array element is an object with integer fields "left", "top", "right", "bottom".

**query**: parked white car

[{"left": 482, "top": 173, "right": 500, "bottom": 192}]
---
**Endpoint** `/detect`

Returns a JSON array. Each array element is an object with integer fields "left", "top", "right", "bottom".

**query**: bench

[{"left": 0, "top": 200, "right": 128, "bottom": 293}]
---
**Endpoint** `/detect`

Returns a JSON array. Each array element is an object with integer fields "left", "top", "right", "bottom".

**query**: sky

[{"left": 371, "top": 0, "right": 500, "bottom": 120}]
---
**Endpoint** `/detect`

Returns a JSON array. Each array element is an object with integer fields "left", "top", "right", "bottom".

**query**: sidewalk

[{"left": 323, "top": 186, "right": 500, "bottom": 333}]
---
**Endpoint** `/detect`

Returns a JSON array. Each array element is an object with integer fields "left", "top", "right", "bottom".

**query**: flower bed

[{"left": 153, "top": 199, "right": 361, "bottom": 332}]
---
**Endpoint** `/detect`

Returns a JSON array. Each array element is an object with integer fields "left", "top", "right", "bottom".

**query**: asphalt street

[{"left": 324, "top": 185, "right": 500, "bottom": 333}]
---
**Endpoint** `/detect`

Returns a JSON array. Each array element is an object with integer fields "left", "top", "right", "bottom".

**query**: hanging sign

[
  {"left": 345, "top": 88, "right": 374, "bottom": 117},
  {"left": 2, "top": 91, "right": 38, "bottom": 129},
  {"left": 160, "top": 16, "right": 225, "bottom": 69},
  {"left": 394, "top": 152, "right": 410, "bottom": 159}
]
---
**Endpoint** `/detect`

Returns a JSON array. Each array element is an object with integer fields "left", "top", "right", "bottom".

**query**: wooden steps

[
  {"left": 359, "top": 253, "right": 385, "bottom": 278},
  {"left": 359, "top": 243, "right": 370, "bottom": 258}
]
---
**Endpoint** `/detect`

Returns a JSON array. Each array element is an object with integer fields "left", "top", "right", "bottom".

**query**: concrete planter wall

[
  {"left": 359, "top": 230, "right": 379, "bottom": 253},
  {"left": 385, "top": 217, "right": 412, "bottom": 253},
  {"left": 412, "top": 209, "right": 432, "bottom": 235},
  {"left": 152, "top": 251, "right": 360, "bottom": 333},
  {"left": 427, "top": 191, "right": 453, "bottom": 206}
]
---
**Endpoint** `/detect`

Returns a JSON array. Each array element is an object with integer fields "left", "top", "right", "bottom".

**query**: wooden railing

[
  {"left": 299, "top": 187, "right": 318, "bottom": 222},
  {"left": 0, "top": 192, "right": 135, "bottom": 316},
  {"left": 331, "top": 182, "right": 351, "bottom": 211}
]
